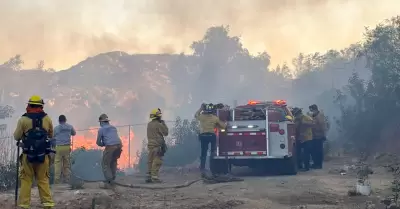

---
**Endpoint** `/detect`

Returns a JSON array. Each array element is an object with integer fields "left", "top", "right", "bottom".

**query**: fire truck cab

[{"left": 211, "top": 100, "right": 297, "bottom": 175}]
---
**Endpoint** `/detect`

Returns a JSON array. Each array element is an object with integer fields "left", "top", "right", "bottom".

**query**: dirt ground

[{"left": 0, "top": 157, "right": 394, "bottom": 209}]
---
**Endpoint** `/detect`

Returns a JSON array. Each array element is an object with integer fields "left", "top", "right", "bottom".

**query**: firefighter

[
  {"left": 292, "top": 107, "right": 314, "bottom": 171},
  {"left": 146, "top": 108, "right": 169, "bottom": 183},
  {"left": 96, "top": 114, "right": 123, "bottom": 189},
  {"left": 195, "top": 103, "right": 226, "bottom": 177},
  {"left": 14, "top": 95, "right": 55, "bottom": 209},
  {"left": 309, "top": 104, "right": 327, "bottom": 169},
  {"left": 53, "top": 115, "right": 76, "bottom": 184}
]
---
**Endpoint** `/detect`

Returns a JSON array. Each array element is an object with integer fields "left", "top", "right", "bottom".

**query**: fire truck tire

[{"left": 210, "top": 159, "right": 229, "bottom": 175}]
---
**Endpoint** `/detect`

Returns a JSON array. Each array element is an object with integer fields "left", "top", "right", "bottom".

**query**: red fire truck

[{"left": 211, "top": 100, "right": 297, "bottom": 175}]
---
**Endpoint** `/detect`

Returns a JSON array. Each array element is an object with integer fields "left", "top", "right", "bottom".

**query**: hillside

[{"left": 0, "top": 52, "right": 188, "bottom": 129}]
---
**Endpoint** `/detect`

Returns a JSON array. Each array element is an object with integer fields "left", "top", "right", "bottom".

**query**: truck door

[{"left": 267, "top": 106, "right": 295, "bottom": 157}]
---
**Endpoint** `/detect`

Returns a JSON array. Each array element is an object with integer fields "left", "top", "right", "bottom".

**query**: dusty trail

[{"left": 0, "top": 157, "right": 394, "bottom": 209}]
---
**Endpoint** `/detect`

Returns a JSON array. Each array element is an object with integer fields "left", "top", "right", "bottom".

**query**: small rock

[
  {"left": 347, "top": 189, "right": 358, "bottom": 196},
  {"left": 389, "top": 203, "right": 400, "bottom": 209},
  {"left": 380, "top": 198, "right": 392, "bottom": 206},
  {"left": 365, "top": 201, "right": 376, "bottom": 209}
]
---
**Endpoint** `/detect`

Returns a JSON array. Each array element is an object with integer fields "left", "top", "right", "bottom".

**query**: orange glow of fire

[{"left": 71, "top": 127, "right": 136, "bottom": 169}]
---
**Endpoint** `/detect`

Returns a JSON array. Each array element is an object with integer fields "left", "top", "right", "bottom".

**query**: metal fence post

[{"left": 128, "top": 125, "right": 131, "bottom": 168}]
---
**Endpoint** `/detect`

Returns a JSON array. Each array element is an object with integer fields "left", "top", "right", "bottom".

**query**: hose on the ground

[
  {"left": 69, "top": 171, "right": 203, "bottom": 189},
  {"left": 68, "top": 172, "right": 243, "bottom": 189}
]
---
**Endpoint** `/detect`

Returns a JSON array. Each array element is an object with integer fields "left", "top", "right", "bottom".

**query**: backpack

[{"left": 22, "top": 112, "right": 51, "bottom": 163}]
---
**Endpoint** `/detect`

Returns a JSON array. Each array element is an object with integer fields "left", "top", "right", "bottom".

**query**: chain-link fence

[
  {"left": 72, "top": 121, "right": 176, "bottom": 170},
  {"left": 0, "top": 121, "right": 177, "bottom": 169}
]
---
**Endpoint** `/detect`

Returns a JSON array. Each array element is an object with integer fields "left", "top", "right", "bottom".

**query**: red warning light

[
  {"left": 273, "top": 100, "right": 287, "bottom": 106},
  {"left": 248, "top": 100, "right": 260, "bottom": 105}
]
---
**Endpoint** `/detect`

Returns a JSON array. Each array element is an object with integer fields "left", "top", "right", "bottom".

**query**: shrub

[
  {"left": 70, "top": 147, "right": 125, "bottom": 181},
  {"left": 0, "top": 163, "right": 17, "bottom": 191}
]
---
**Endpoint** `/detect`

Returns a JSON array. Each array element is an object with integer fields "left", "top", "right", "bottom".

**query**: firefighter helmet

[
  {"left": 27, "top": 95, "right": 45, "bottom": 106},
  {"left": 203, "top": 103, "right": 214, "bottom": 113},
  {"left": 150, "top": 108, "right": 162, "bottom": 119},
  {"left": 291, "top": 107, "right": 302, "bottom": 116}
]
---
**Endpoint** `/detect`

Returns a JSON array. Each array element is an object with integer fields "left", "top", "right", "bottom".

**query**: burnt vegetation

[{"left": 0, "top": 15, "right": 399, "bottom": 192}]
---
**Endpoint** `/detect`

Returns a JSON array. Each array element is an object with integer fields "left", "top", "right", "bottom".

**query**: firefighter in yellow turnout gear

[
  {"left": 14, "top": 95, "right": 55, "bottom": 209},
  {"left": 195, "top": 103, "right": 226, "bottom": 176},
  {"left": 292, "top": 107, "right": 314, "bottom": 172},
  {"left": 146, "top": 108, "right": 169, "bottom": 183}
]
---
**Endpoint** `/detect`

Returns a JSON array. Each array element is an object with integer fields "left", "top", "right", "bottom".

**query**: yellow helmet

[
  {"left": 150, "top": 108, "right": 162, "bottom": 120},
  {"left": 285, "top": 115, "right": 293, "bottom": 121},
  {"left": 27, "top": 95, "right": 44, "bottom": 106}
]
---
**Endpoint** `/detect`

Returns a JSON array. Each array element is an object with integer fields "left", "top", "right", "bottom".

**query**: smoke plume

[{"left": 0, "top": 0, "right": 398, "bottom": 69}]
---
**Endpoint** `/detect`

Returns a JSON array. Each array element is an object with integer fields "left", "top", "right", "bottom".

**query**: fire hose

[
  {"left": 68, "top": 171, "right": 203, "bottom": 190},
  {"left": 69, "top": 171, "right": 243, "bottom": 189}
]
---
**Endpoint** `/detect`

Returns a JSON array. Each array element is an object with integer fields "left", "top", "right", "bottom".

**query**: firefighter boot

[
  {"left": 100, "top": 181, "right": 113, "bottom": 189},
  {"left": 150, "top": 177, "right": 163, "bottom": 183},
  {"left": 145, "top": 174, "right": 152, "bottom": 183},
  {"left": 200, "top": 169, "right": 208, "bottom": 178}
]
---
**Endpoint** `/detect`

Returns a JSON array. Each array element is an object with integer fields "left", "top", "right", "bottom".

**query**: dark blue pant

[
  {"left": 199, "top": 133, "right": 216, "bottom": 170},
  {"left": 311, "top": 137, "right": 326, "bottom": 168},
  {"left": 297, "top": 140, "right": 312, "bottom": 170}
]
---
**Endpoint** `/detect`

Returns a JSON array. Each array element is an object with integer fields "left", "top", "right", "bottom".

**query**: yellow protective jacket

[
  {"left": 195, "top": 109, "right": 226, "bottom": 134},
  {"left": 147, "top": 119, "right": 169, "bottom": 148},
  {"left": 294, "top": 114, "right": 314, "bottom": 142},
  {"left": 312, "top": 111, "right": 327, "bottom": 139},
  {"left": 14, "top": 112, "right": 54, "bottom": 142}
]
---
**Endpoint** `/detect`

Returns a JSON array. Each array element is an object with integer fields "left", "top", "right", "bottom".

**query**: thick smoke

[{"left": 0, "top": 0, "right": 398, "bottom": 69}]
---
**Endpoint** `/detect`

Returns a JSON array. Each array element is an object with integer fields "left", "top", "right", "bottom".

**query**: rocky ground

[{"left": 0, "top": 157, "right": 395, "bottom": 209}]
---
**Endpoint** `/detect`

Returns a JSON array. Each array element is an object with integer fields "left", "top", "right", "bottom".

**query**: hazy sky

[{"left": 0, "top": 0, "right": 399, "bottom": 70}]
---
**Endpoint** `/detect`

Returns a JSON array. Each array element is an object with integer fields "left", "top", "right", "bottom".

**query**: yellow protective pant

[
  {"left": 19, "top": 154, "right": 54, "bottom": 209},
  {"left": 147, "top": 146, "right": 163, "bottom": 180},
  {"left": 54, "top": 145, "right": 71, "bottom": 183},
  {"left": 102, "top": 144, "right": 122, "bottom": 181}
]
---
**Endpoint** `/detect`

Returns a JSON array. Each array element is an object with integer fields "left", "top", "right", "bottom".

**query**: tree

[
  {"left": 0, "top": 105, "right": 14, "bottom": 136},
  {"left": 0, "top": 105, "right": 15, "bottom": 191},
  {"left": 190, "top": 26, "right": 253, "bottom": 103},
  {"left": 335, "top": 16, "right": 400, "bottom": 155},
  {"left": 2, "top": 55, "right": 24, "bottom": 71},
  {"left": 37, "top": 60, "right": 45, "bottom": 70}
]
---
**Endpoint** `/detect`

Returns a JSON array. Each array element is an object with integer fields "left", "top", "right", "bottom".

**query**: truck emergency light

[
  {"left": 247, "top": 100, "right": 287, "bottom": 106},
  {"left": 274, "top": 100, "right": 287, "bottom": 106},
  {"left": 248, "top": 100, "right": 260, "bottom": 105}
]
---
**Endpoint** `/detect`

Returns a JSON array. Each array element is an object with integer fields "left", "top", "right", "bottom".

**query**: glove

[
  {"left": 16, "top": 141, "right": 24, "bottom": 147},
  {"left": 158, "top": 142, "right": 168, "bottom": 156}
]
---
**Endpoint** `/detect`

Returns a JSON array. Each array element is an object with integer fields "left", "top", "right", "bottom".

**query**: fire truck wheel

[
  {"left": 210, "top": 159, "right": 229, "bottom": 175},
  {"left": 279, "top": 156, "right": 298, "bottom": 175}
]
